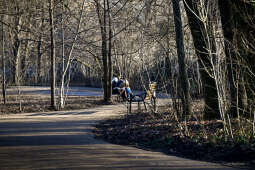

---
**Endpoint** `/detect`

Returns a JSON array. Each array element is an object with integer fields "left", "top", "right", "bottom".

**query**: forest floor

[
  {"left": 0, "top": 95, "right": 107, "bottom": 114},
  {"left": 94, "top": 104, "right": 255, "bottom": 169}
]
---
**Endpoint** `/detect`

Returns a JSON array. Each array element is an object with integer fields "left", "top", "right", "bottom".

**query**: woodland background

[{"left": 0, "top": 0, "right": 255, "bottom": 150}]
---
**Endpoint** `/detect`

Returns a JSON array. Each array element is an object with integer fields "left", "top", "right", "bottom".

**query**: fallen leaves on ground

[
  {"left": 0, "top": 95, "right": 107, "bottom": 114},
  {"left": 94, "top": 105, "right": 255, "bottom": 169}
]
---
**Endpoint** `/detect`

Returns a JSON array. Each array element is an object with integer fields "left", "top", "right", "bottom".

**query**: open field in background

[{"left": 0, "top": 86, "right": 105, "bottom": 114}]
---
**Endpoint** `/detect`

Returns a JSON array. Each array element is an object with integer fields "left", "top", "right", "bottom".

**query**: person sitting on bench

[
  {"left": 120, "top": 80, "right": 133, "bottom": 100},
  {"left": 112, "top": 76, "right": 119, "bottom": 94},
  {"left": 112, "top": 76, "right": 124, "bottom": 95}
]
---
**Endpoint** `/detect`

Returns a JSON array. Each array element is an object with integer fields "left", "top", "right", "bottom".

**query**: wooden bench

[{"left": 127, "top": 82, "right": 157, "bottom": 113}]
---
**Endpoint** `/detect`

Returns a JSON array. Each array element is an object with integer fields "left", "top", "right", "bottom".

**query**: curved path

[{"left": 0, "top": 87, "right": 239, "bottom": 169}]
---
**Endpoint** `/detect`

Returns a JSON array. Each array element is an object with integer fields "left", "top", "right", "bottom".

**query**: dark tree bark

[
  {"left": 102, "top": 0, "right": 108, "bottom": 102},
  {"left": 1, "top": 15, "right": 6, "bottom": 104},
  {"left": 106, "top": 0, "right": 113, "bottom": 102},
  {"left": 95, "top": 0, "right": 113, "bottom": 103},
  {"left": 230, "top": 1, "right": 255, "bottom": 114},
  {"left": 21, "top": 32, "right": 30, "bottom": 78},
  {"left": 37, "top": 6, "right": 45, "bottom": 84},
  {"left": 218, "top": 0, "right": 242, "bottom": 117},
  {"left": 37, "top": 36, "right": 42, "bottom": 84},
  {"left": 218, "top": 0, "right": 255, "bottom": 117},
  {"left": 165, "top": 1, "right": 173, "bottom": 95},
  {"left": 49, "top": 0, "right": 56, "bottom": 109},
  {"left": 184, "top": 0, "right": 219, "bottom": 119},
  {"left": 11, "top": 4, "right": 21, "bottom": 85},
  {"left": 12, "top": 34, "right": 21, "bottom": 85},
  {"left": 172, "top": 0, "right": 191, "bottom": 116}
]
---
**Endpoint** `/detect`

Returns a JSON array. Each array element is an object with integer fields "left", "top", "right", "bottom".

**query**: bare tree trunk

[
  {"left": 11, "top": 3, "right": 22, "bottom": 85},
  {"left": 37, "top": 36, "right": 42, "bottom": 84},
  {"left": 172, "top": 0, "right": 191, "bottom": 116},
  {"left": 102, "top": 0, "right": 108, "bottom": 102},
  {"left": 21, "top": 31, "right": 31, "bottom": 82},
  {"left": 95, "top": 0, "right": 109, "bottom": 102},
  {"left": 12, "top": 21, "right": 21, "bottom": 85},
  {"left": 106, "top": 0, "right": 113, "bottom": 102},
  {"left": 1, "top": 15, "right": 6, "bottom": 104},
  {"left": 165, "top": 1, "right": 173, "bottom": 95},
  {"left": 13, "top": 36, "right": 21, "bottom": 85},
  {"left": 59, "top": 0, "right": 65, "bottom": 110},
  {"left": 218, "top": 0, "right": 254, "bottom": 117},
  {"left": 218, "top": 0, "right": 240, "bottom": 118},
  {"left": 37, "top": 6, "right": 45, "bottom": 84},
  {"left": 58, "top": 0, "right": 85, "bottom": 110},
  {"left": 49, "top": 0, "right": 56, "bottom": 109},
  {"left": 184, "top": 0, "right": 219, "bottom": 119}
]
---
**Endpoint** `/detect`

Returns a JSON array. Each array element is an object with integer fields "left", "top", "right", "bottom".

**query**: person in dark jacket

[{"left": 112, "top": 76, "right": 124, "bottom": 95}]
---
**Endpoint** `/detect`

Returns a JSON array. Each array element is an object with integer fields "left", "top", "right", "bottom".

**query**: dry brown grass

[{"left": 0, "top": 95, "right": 105, "bottom": 114}]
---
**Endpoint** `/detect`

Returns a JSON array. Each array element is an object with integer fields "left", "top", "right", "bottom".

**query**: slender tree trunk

[
  {"left": 49, "top": 0, "right": 56, "bottom": 109},
  {"left": 95, "top": 0, "right": 109, "bottom": 102},
  {"left": 166, "top": 1, "right": 173, "bottom": 95},
  {"left": 37, "top": 36, "right": 42, "bottom": 84},
  {"left": 102, "top": 0, "right": 108, "bottom": 102},
  {"left": 59, "top": 0, "right": 65, "bottom": 110},
  {"left": 13, "top": 37, "right": 21, "bottom": 85},
  {"left": 1, "top": 15, "right": 6, "bottom": 104},
  {"left": 172, "top": 0, "right": 191, "bottom": 116},
  {"left": 58, "top": 0, "right": 85, "bottom": 109},
  {"left": 37, "top": 7, "right": 45, "bottom": 84},
  {"left": 21, "top": 32, "right": 31, "bottom": 81},
  {"left": 11, "top": 4, "right": 21, "bottom": 85},
  {"left": 184, "top": 0, "right": 219, "bottom": 119},
  {"left": 218, "top": 0, "right": 239, "bottom": 117},
  {"left": 106, "top": 0, "right": 113, "bottom": 102}
]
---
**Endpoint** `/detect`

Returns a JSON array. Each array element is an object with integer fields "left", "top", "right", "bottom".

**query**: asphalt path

[{"left": 0, "top": 87, "right": 239, "bottom": 169}]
